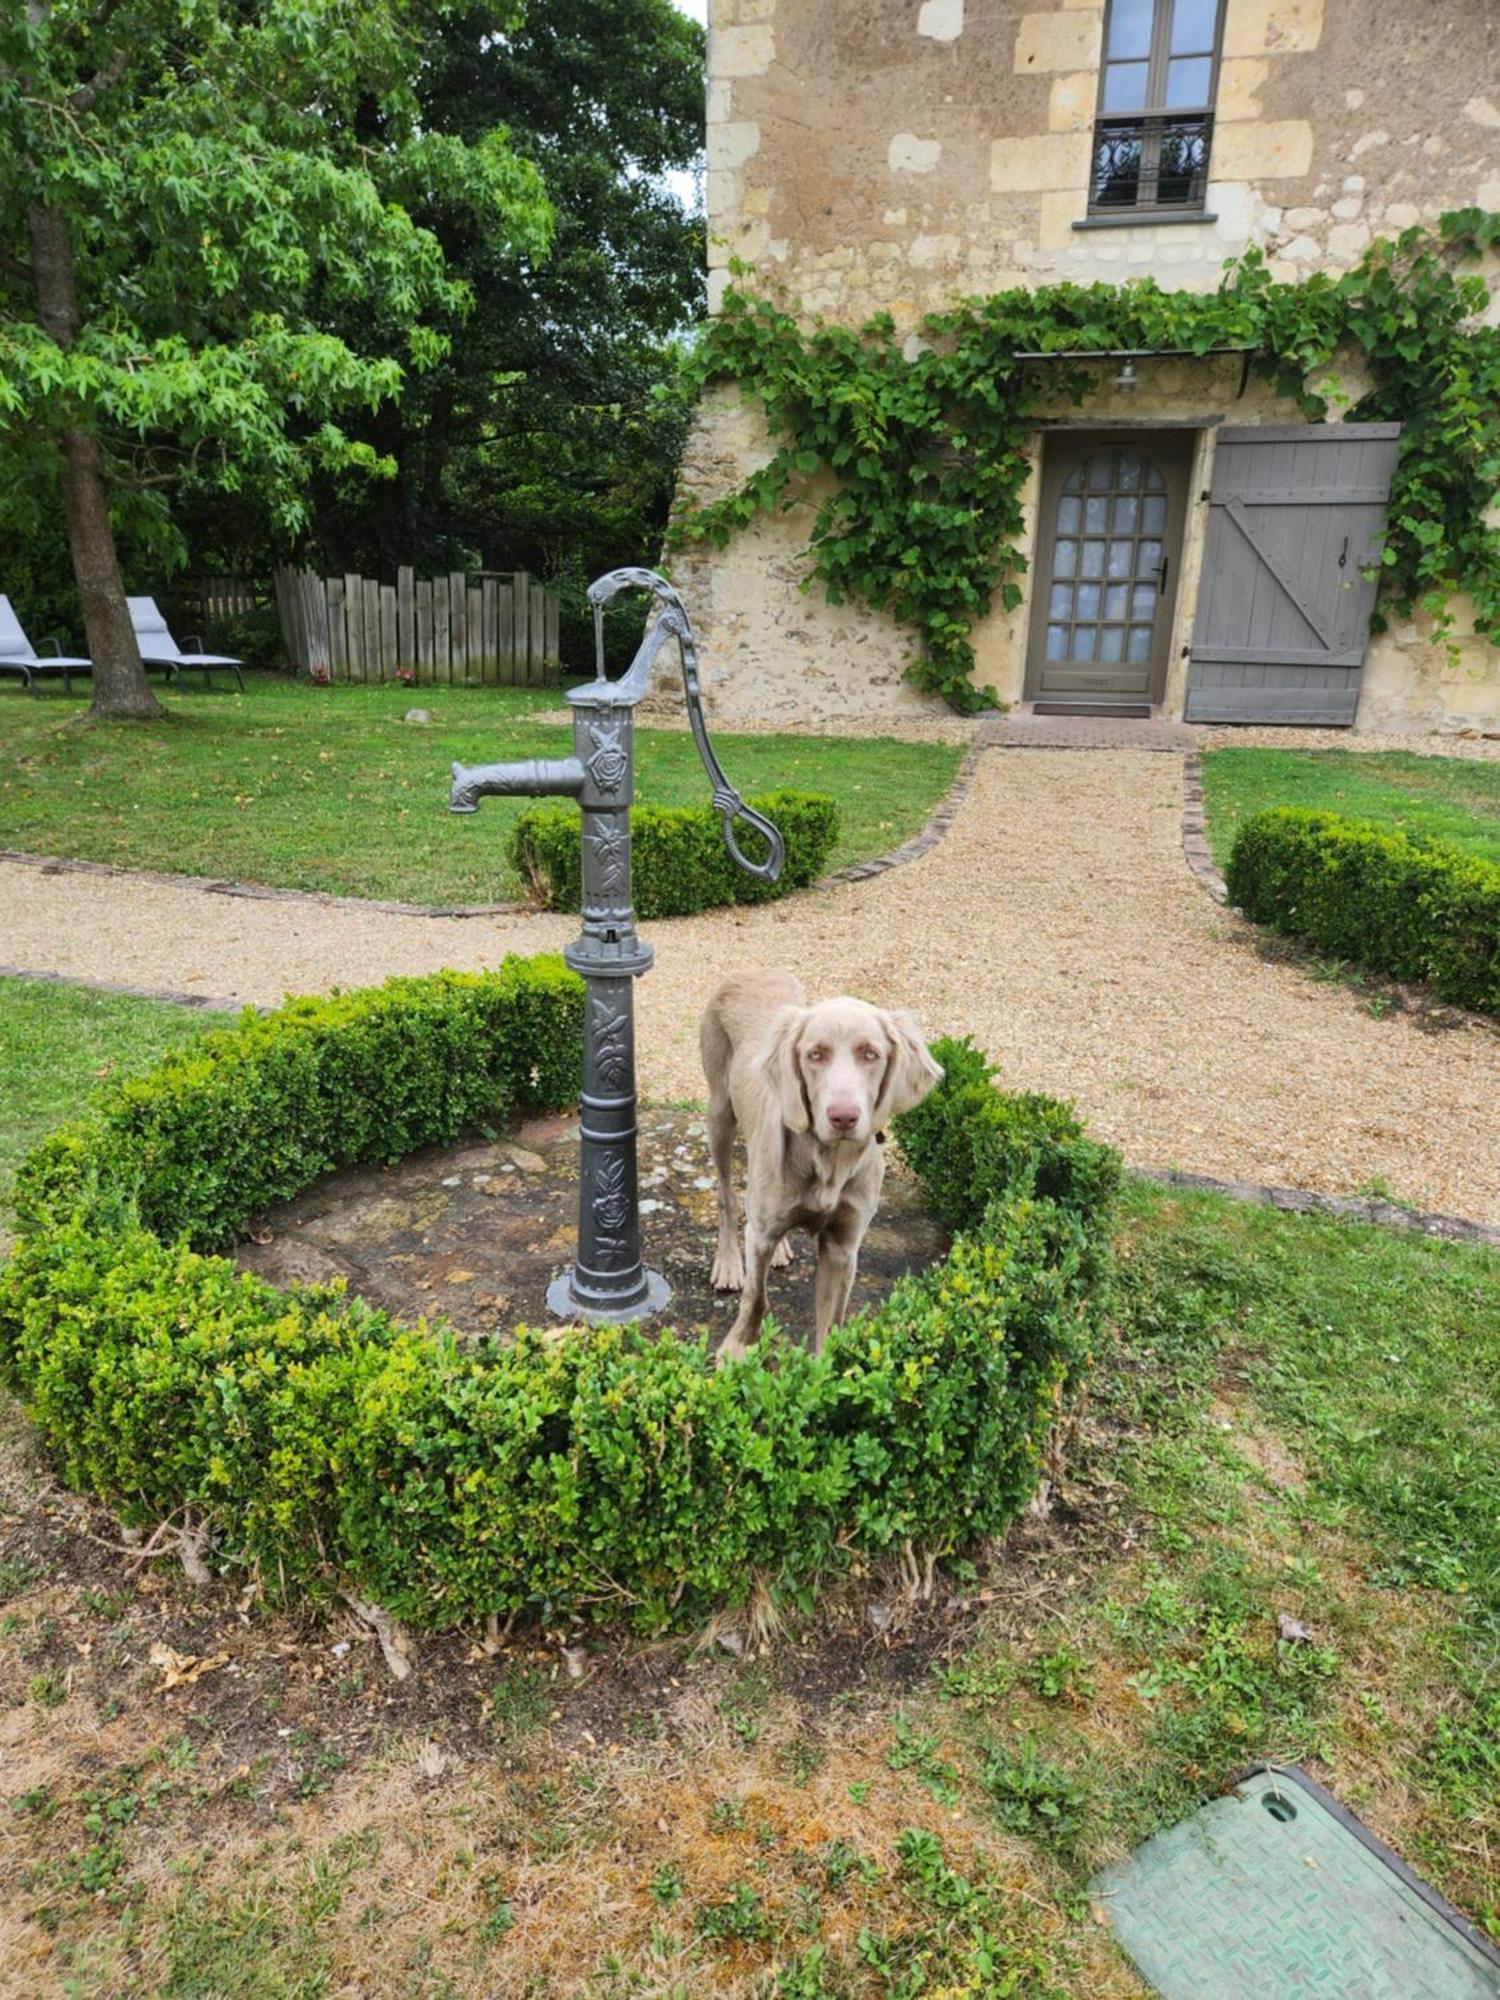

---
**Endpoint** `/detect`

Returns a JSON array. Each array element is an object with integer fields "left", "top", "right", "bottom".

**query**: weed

[
  {"left": 0, "top": 1551, "right": 42, "bottom": 1598},
  {"left": 886, "top": 1716, "right": 959, "bottom": 1806},
  {"left": 296, "top": 1745, "right": 349, "bottom": 1800},
  {"left": 776, "top": 1737, "right": 826, "bottom": 1784},
  {"left": 29, "top": 1668, "right": 67, "bottom": 1709},
  {"left": 694, "top": 1883, "right": 771, "bottom": 1945},
  {"left": 820, "top": 1839, "right": 878, "bottom": 1893},
  {"left": 1031, "top": 1645, "right": 1097, "bottom": 1705},
  {"left": 708, "top": 1796, "right": 747, "bottom": 1834},
  {"left": 650, "top": 1864, "right": 684, "bottom": 1905},
  {"left": 488, "top": 1665, "right": 550, "bottom": 1742},
  {"left": 942, "top": 1650, "right": 1020, "bottom": 1705},
  {"left": 982, "top": 1738, "right": 1089, "bottom": 1856},
  {"left": 79, "top": 1586, "right": 132, "bottom": 1619}
]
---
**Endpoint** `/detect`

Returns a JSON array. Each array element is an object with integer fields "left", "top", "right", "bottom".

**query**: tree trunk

[{"left": 26, "top": 199, "right": 164, "bottom": 720}]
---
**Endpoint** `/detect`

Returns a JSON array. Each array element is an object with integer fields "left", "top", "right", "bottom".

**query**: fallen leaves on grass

[{"left": 149, "top": 1642, "right": 230, "bottom": 1691}]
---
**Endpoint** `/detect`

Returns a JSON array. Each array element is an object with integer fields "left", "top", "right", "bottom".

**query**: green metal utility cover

[{"left": 1090, "top": 1765, "right": 1500, "bottom": 1999}]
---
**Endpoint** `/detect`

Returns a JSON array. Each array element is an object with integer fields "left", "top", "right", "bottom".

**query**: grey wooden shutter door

[{"left": 1184, "top": 423, "right": 1402, "bottom": 725}]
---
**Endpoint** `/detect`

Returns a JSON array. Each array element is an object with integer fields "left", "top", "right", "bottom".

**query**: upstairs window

[{"left": 1089, "top": 0, "right": 1224, "bottom": 216}]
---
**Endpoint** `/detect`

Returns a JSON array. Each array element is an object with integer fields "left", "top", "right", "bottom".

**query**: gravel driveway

[{"left": 4, "top": 748, "right": 1497, "bottom": 1224}]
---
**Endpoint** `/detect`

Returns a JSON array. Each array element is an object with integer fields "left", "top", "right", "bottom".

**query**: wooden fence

[
  {"left": 273, "top": 565, "right": 561, "bottom": 687},
  {"left": 194, "top": 574, "right": 264, "bottom": 626}
]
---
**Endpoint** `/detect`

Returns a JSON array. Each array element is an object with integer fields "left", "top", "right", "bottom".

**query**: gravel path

[{"left": 4, "top": 748, "right": 1497, "bottom": 1224}]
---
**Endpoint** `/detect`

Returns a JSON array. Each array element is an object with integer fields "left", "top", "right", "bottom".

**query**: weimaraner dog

[{"left": 700, "top": 968, "right": 943, "bottom": 1363}]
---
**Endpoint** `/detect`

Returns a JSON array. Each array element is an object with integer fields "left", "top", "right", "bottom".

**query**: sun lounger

[
  {"left": 0, "top": 595, "right": 93, "bottom": 695},
  {"left": 128, "top": 596, "right": 245, "bottom": 692}
]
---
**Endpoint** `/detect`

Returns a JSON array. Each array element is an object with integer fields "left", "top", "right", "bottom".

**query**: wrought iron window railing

[{"left": 1088, "top": 112, "right": 1214, "bottom": 215}]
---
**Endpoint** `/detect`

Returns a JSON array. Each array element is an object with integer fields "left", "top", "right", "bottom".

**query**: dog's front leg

[
  {"left": 812, "top": 1207, "right": 861, "bottom": 1353},
  {"left": 716, "top": 1224, "right": 782, "bottom": 1366}
]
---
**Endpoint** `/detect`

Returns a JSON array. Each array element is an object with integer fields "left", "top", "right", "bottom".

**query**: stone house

[{"left": 672, "top": 0, "right": 1500, "bottom": 732}]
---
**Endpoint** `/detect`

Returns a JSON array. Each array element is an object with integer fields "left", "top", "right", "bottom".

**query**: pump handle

[{"left": 586, "top": 568, "right": 784, "bottom": 883}]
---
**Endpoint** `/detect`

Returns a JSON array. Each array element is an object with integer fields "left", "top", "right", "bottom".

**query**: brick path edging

[
  {"left": 1180, "top": 753, "right": 1228, "bottom": 904},
  {"left": 0, "top": 849, "right": 521, "bottom": 921},
  {"left": 1137, "top": 1166, "right": 1500, "bottom": 1247},
  {"left": 811, "top": 739, "right": 989, "bottom": 889},
  {"left": 0, "top": 962, "right": 265, "bottom": 1014}
]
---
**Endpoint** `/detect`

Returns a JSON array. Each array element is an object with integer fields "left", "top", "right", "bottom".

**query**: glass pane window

[
  {"left": 1090, "top": 0, "right": 1223, "bottom": 214},
  {"left": 1108, "top": 0, "right": 1154, "bottom": 58},
  {"left": 1102, "top": 62, "right": 1149, "bottom": 112},
  {"left": 1169, "top": 0, "right": 1218, "bottom": 53},
  {"left": 1044, "top": 449, "right": 1172, "bottom": 673},
  {"left": 1165, "top": 55, "right": 1212, "bottom": 105}
]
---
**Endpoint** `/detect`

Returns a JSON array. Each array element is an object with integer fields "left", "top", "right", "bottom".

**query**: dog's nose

[{"left": 826, "top": 1103, "right": 861, "bottom": 1135}]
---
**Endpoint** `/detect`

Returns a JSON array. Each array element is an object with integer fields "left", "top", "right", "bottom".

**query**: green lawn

[
  {"left": 0, "top": 977, "right": 217, "bottom": 1192},
  {"left": 1200, "top": 748, "right": 1500, "bottom": 869},
  {"left": 0, "top": 676, "right": 964, "bottom": 906}
]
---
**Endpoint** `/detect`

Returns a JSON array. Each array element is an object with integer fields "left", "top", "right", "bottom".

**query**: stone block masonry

[{"left": 681, "top": 0, "right": 1500, "bottom": 733}]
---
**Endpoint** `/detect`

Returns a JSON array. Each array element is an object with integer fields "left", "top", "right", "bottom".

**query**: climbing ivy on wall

[{"left": 670, "top": 212, "right": 1500, "bottom": 713}]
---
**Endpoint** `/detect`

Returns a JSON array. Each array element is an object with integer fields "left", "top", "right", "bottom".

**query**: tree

[
  {"left": 0, "top": 1, "right": 551, "bottom": 718},
  {"left": 308, "top": 0, "right": 705, "bottom": 654}
]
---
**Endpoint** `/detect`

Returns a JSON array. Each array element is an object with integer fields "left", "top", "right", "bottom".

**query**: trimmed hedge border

[
  {"left": 1225, "top": 807, "right": 1500, "bottom": 1016},
  {"left": 508, "top": 789, "right": 839, "bottom": 919},
  {"left": 0, "top": 970, "right": 1118, "bottom": 1635}
]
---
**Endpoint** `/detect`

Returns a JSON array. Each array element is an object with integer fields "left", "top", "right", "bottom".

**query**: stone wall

[{"left": 674, "top": 0, "right": 1500, "bottom": 732}]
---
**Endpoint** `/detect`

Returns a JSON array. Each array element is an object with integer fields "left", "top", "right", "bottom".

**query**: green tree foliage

[
  {"left": 307, "top": 0, "right": 706, "bottom": 669},
  {"left": 675, "top": 214, "right": 1500, "bottom": 713},
  {"left": 0, "top": 0, "right": 551, "bottom": 716}
]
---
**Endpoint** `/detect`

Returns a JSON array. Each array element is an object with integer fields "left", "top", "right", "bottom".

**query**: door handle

[
  {"left": 1338, "top": 537, "right": 1349, "bottom": 569},
  {"left": 1155, "top": 554, "right": 1170, "bottom": 593}
]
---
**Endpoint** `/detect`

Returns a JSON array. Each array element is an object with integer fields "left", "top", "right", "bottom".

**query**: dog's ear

[
  {"left": 875, "top": 1010, "right": 944, "bottom": 1125},
  {"left": 756, "top": 1005, "right": 810, "bottom": 1134}
]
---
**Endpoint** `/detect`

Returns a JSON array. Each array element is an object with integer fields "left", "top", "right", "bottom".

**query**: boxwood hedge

[
  {"left": 1225, "top": 807, "right": 1500, "bottom": 1016},
  {"left": 0, "top": 973, "right": 1119, "bottom": 1635},
  {"left": 509, "top": 788, "right": 839, "bottom": 919}
]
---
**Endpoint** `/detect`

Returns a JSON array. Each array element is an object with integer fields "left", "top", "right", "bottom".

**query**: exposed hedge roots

[{"left": 0, "top": 960, "right": 1119, "bottom": 1639}]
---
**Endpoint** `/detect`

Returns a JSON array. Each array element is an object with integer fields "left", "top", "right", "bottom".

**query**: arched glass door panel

[{"left": 1025, "top": 435, "right": 1188, "bottom": 706}]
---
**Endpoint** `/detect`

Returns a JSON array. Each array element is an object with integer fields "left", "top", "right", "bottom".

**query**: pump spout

[{"left": 449, "top": 757, "right": 587, "bottom": 814}]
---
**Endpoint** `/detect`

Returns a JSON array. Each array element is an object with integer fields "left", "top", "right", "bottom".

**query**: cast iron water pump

[{"left": 450, "top": 568, "right": 783, "bottom": 1323}]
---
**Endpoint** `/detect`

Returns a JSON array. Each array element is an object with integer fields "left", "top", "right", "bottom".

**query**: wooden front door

[
  {"left": 1184, "top": 422, "right": 1402, "bottom": 725},
  {"left": 1024, "top": 431, "right": 1191, "bottom": 706}
]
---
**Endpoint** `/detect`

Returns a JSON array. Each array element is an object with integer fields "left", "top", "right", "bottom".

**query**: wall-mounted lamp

[{"left": 1113, "top": 358, "right": 1140, "bottom": 393}]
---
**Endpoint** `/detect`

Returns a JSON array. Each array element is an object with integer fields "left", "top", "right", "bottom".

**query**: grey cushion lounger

[
  {"left": 128, "top": 596, "right": 245, "bottom": 692},
  {"left": 0, "top": 595, "right": 93, "bottom": 694}
]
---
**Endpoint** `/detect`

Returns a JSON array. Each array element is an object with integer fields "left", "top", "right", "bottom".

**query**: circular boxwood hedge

[{"left": 0, "top": 960, "right": 1119, "bottom": 1635}]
